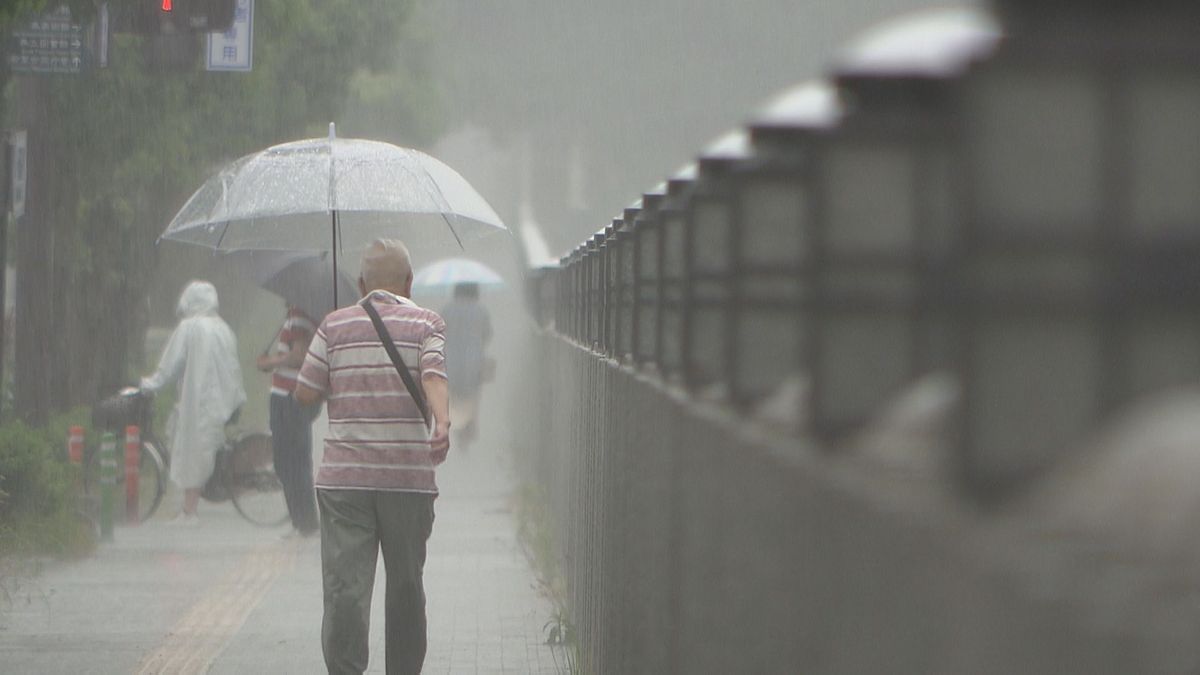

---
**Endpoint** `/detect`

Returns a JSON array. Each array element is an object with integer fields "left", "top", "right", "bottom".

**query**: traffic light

[{"left": 116, "top": 0, "right": 236, "bottom": 35}]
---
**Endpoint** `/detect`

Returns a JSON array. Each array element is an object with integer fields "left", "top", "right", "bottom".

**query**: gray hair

[{"left": 359, "top": 239, "right": 413, "bottom": 292}]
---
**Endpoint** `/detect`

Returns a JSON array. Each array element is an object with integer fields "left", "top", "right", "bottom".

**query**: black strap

[{"left": 360, "top": 298, "right": 432, "bottom": 429}]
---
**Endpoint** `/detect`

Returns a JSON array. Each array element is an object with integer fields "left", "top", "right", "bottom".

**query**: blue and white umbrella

[{"left": 413, "top": 257, "right": 504, "bottom": 290}]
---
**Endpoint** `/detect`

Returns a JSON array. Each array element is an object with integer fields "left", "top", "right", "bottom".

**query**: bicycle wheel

[
  {"left": 82, "top": 440, "right": 166, "bottom": 523},
  {"left": 226, "top": 432, "right": 290, "bottom": 527}
]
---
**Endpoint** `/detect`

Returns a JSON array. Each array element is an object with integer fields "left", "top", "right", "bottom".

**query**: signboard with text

[
  {"left": 205, "top": 0, "right": 252, "bottom": 72},
  {"left": 7, "top": 7, "right": 86, "bottom": 75}
]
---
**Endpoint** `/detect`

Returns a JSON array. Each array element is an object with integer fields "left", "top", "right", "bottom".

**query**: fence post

[
  {"left": 67, "top": 424, "right": 84, "bottom": 465},
  {"left": 99, "top": 431, "right": 116, "bottom": 541},
  {"left": 125, "top": 425, "right": 140, "bottom": 525}
]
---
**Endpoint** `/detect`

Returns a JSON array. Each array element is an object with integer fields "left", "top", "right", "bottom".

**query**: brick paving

[{"left": 0, "top": 447, "right": 567, "bottom": 674}]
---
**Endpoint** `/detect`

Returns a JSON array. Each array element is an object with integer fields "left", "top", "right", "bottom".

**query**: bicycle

[{"left": 82, "top": 389, "right": 290, "bottom": 527}]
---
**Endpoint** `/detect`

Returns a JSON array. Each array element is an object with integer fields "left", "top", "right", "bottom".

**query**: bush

[{"left": 0, "top": 420, "right": 94, "bottom": 559}]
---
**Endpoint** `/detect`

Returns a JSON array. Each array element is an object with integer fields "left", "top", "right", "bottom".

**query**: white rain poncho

[{"left": 141, "top": 281, "right": 247, "bottom": 489}]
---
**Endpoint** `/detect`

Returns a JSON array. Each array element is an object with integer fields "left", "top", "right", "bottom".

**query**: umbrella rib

[
  {"left": 415, "top": 167, "right": 466, "bottom": 250},
  {"left": 213, "top": 221, "right": 230, "bottom": 251},
  {"left": 440, "top": 212, "right": 465, "bottom": 250}
]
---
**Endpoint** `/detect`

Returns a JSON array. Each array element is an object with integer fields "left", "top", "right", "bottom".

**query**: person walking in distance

[
  {"left": 140, "top": 280, "right": 246, "bottom": 524},
  {"left": 256, "top": 303, "right": 320, "bottom": 536},
  {"left": 295, "top": 239, "right": 451, "bottom": 675},
  {"left": 439, "top": 282, "right": 492, "bottom": 451}
]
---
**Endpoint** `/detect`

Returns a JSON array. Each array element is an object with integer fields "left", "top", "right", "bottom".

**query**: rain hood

[{"left": 176, "top": 279, "right": 220, "bottom": 318}]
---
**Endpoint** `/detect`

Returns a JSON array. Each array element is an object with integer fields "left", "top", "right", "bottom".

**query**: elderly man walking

[{"left": 295, "top": 239, "right": 451, "bottom": 675}]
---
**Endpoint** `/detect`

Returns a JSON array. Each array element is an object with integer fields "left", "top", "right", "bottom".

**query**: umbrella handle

[
  {"left": 262, "top": 325, "right": 283, "bottom": 358},
  {"left": 332, "top": 210, "right": 340, "bottom": 309}
]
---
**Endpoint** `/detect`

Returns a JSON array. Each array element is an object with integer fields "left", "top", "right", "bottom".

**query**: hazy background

[
  {"left": 155, "top": 0, "right": 972, "bottom": 430},
  {"left": 423, "top": 0, "right": 969, "bottom": 256}
]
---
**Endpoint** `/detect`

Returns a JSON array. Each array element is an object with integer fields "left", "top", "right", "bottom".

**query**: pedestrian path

[{"left": 0, "top": 448, "right": 566, "bottom": 674}]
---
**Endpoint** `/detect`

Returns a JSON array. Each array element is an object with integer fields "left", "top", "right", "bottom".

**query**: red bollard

[
  {"left": 125, "top": 425, "right": 140, "bottom": 525},
  {"left": 68, "top": 425, "right": 84, "bottom": 465}
]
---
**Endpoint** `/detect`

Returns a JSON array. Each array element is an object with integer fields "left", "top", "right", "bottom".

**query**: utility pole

[
  {"left": 13, "top": 74, "right": 53, "bottom": 426},
  {"left": 0, "top": 136, "right": 9, "bottom": 426}
]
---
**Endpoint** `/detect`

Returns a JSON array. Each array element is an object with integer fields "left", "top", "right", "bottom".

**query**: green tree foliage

[
  {"left": 0, "top": 0, "right": 46, "bottom": 26},
  {"left": 5, "top": 0, "right": 442, "bottom": 415},
  {"left": 339, "top": 3, "right": 443, "bottom": 147}
]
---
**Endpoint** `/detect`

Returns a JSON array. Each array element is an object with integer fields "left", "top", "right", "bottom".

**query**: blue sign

[{"left": 205, "top": 0, "right": 252, "bottom": 72}]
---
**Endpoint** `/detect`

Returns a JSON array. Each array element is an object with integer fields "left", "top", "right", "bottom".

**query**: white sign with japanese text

[
  {"left": 9, "top": 130, "right": 27, "bottom": 220},
  {"left": 206, "top": 0, "right": 253, "bottom": 72}
]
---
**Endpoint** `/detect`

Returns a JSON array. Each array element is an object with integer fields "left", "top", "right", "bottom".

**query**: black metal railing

[{"left": 515, "top": 2, "right": 1200, "bottom": 672}]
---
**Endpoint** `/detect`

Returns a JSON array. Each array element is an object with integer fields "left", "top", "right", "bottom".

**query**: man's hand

[
  {"left": 255, "top": 354, "right": 274, "bottom": 372},
  {"left": 430, "top": 420, "right": 451, "bottom": 465}
]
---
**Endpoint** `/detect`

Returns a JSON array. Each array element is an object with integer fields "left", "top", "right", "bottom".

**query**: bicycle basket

[{"left": 91, "top": 392, "right": 152, "bottom": 431}]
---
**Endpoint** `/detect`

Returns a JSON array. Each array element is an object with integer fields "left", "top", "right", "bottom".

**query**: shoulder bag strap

[{"left": 360, "top": 298, "right": 432, "bottom": 429}]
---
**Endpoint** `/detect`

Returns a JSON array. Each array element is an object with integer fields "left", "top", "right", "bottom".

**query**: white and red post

[
  {"left": 67, "top": 425, "right": 84, "bottom": 465},
  {"left": 124, "top": 425, "right": 140, "bottom": 525}
]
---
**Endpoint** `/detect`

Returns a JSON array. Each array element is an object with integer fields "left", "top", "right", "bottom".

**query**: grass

[
  {"left": 0, "top": 509, "right": 93, "bottom": 618},
  {"left": 514, "top": 483, "right": 582, "bottom": 675},
  {"left": 0, "top": 489, "right": 96, "bottom": 621},
  {"left": 0, "top": 418, "right": 98, "bottom": 619}
]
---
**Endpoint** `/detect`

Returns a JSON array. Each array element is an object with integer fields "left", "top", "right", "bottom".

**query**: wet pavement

[{"left": 0, "top": 446, "right": 566, "bottom": 674}]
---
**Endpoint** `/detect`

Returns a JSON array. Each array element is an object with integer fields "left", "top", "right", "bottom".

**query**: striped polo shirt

[
  {"left": 297, "top": 290, "right": 448, "bottom": 493},
  {"left": 270, "top": 307, "right": 317, "bottom": 396}
]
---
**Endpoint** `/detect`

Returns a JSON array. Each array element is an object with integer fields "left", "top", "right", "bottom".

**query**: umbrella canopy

[
  {"left": 160, "top": 125, "right": 507, "bottom": 262},
  {"left": 222, "top": 250, "right": 359, "bottom": 321},
  {"left": 413, "top": 257, "right": 505, "bottom": 290}
]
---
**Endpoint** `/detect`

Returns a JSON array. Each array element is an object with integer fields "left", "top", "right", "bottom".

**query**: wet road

[{"left": 0, "top": 447, "right": 565, "bottom": 674}]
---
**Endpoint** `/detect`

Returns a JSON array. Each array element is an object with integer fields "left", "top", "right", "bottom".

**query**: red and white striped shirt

[
  {"left": 270, "top": 307, "right": 317, "bottom": 396},
  {"left": 297, "top": 290, "right": 448, "bottom": 493}
]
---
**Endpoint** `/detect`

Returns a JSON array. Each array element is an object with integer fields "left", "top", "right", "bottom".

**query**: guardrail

[{"left": 518, "top": 2, "right": 1200, "bottom": 673}]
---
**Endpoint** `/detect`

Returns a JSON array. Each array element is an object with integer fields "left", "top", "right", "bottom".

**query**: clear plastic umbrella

[{"left": 160, "top": 124, "right": 507, "bottom": 304}]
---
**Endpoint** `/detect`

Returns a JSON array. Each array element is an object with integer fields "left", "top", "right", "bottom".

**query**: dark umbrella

[{"left": 223, "top": 250, "right": 359, "bottom": 322}]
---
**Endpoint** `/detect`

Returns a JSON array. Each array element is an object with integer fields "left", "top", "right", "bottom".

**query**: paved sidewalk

[{"left": 0, "top": 448, "right": 566, "bottom": 674}]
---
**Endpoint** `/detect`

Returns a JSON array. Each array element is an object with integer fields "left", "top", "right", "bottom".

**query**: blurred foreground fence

[
  {"left": 516, "top": 2, "right": 1200, "bottom": 673},
  {"left": 523, "top": 338, "right": 1200, "bottom": 674}
]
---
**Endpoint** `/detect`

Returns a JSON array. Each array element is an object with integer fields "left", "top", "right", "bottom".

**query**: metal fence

[
  {"left": 517, "top": 2, "right": 1200, "bottom": 673},
  {"left": 521, "top": 337, "right": 1200, "bottom": 673}
]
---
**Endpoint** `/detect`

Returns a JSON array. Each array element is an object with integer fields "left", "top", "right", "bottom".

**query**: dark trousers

[
  {"left": 270, "top": 393, "right": 319, "bottom": 532},
  {"left": 317, "top": 488, "right": 435, "bottom": 675}
]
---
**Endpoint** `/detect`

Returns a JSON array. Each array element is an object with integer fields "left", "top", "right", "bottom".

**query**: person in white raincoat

[{"left": 141, "top": 280, "right": 246, "bottom": 522}]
